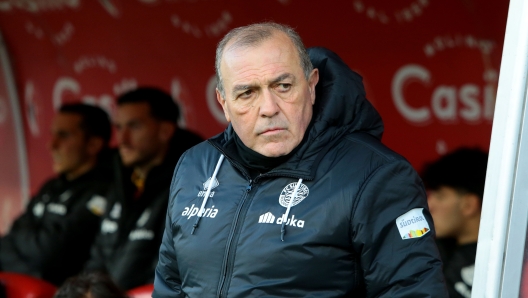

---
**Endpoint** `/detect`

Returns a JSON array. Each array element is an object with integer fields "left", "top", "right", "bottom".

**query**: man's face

[
  {"left": 427, "top": 186, "right": 465, "bottom": 239},
  {"left": 49, "top": 113, "right": 91, "bottom": 177},
  {"left": 217, "top": 32, "right": 319, "bottom": 157},
  {"left": 114, "top": 102, "right": 167, "bottom": 168}
]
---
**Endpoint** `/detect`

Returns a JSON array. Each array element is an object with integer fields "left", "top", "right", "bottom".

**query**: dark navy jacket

[
  {"left": 0, "top": 167, "right": 111, "bottom": 286},
  {"left": 85, "top": 129, "right": 203, "bottom": 290},
  {"left": 154, "top": 47, "right": 448, "bottom": 297}
]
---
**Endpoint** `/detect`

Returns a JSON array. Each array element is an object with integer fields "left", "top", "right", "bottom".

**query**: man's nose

[{"left": 259, "top": 89, "right": 280, "bottom": 117}]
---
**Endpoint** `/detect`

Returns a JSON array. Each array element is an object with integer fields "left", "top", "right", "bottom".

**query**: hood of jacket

[{"left": 210, "top": 47, "right": 384, "bottom": 179}]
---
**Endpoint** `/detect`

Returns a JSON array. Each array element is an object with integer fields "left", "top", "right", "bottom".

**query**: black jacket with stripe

[
  {"left": 84, "top": 129, "right": 203, "bottom": 290},
  {"left": 0, "top": 167, "right": 111, "bottom": 286},
  {"left": 154, "top": 47, "right": 448, "bottom": 297}
]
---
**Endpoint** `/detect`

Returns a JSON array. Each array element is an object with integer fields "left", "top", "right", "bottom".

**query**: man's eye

[
  {"left": 277, "top": 83, "right": 291, "bottom": 92},
  {"left": 239, "top": 90, "right": 253, "bottom": 99},
  {"left": 57, "top": 132, "right": 70, "bottom": 139}
]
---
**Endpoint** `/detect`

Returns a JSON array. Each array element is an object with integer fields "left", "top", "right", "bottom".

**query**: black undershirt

[{"left": 233, "top": 133, "right": 296, "bottom": 178}]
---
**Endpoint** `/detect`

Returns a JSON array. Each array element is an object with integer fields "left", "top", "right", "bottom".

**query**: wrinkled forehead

[
  {"left": 221, "top": 34, "right": 302, "bottom": 86},
  {"left": 222, "top": 31, "right": 301, "bottom": 68}
]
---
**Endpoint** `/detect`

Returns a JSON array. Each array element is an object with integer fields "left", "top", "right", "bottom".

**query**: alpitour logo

[
  {"left": 395, "top": 208, "right": 431, "bottom": 240},
  {"left": 278, "top": 182, "right": 309, "bottom": 207},
  {"left": 258, "top": 212, "right": 305, "bottom": 228},
  {"left": 197, "top": 177, "right": 219, "bottom": 198},
  {"left": 182, "top": 204, "right": 219, "bottom": 220}
]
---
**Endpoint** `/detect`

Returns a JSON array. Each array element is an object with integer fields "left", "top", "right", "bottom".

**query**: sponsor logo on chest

[
  {"left": 47, "top": 203, "right": 67, "bottom": 215},
  {"left": 258, "top": 212, "right": 305, "bottom": 228},
  {"left": 197, "top": 177, "right": 219, "bottom": 198},
  {"left": 181, "top": 177, "right": 221, "bottom": 219},
  {"left": 258, "top": 182, "right": 309, "bottom": 229},
  {"left": 182, "top": 204, "right": 218, "bottom": 220}
]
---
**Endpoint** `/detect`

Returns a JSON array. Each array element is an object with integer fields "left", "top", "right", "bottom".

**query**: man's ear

[
  {"left": 216, "top": 88, "right": 231, "bottom": 122},
  {"left": 159, "top": 122, "right": 176, "bottom": 143},
  {"left": 461, "top": 193, "right": 481, "bottom": 217},
  {"left": 308, "top": 68, "right": 319, "bottom": 105}
]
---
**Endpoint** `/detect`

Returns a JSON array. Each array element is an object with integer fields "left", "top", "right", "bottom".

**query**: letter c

[
  {"left": 53, "top": 77, "right": 80, "bottom": 110},
  {"left": 392, "top": 64, "right": 431, "bottom": 123},
  {"left": 206, "top": 75, "right": 228, "bottom": 125}
]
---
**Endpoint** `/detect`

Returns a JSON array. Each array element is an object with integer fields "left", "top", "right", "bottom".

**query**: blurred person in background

[
  {"left": 421, "top": 147, "right": 488, "bottom": 298},
  {"left": 84, "top": 87, "right": 203, "bottom": 290},
  {"left": 54, "top": 272, "right": 128, "bottom": 298},
  {"left": 0, "top": 103, "right": 113, "bottom": 286}
]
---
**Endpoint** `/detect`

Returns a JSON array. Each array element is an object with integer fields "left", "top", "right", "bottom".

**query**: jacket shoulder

[{"left": 342, "top": 132, "right": 410, "bottom": 165}]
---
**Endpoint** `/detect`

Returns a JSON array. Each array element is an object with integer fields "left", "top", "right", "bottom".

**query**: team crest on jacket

[
  {"left": 396, "top": 208, "right": 431, "bottom": 240},
  {"left": 279, "top": 182, "right": 309, "bottom": 207},
  {"left": 197, "top": 177, "right": 219, "bottom": 198},
  {"left": 257, "top": 182, "right": 309, "bottom": 228}
]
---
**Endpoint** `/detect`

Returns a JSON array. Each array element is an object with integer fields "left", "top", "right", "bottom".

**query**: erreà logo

[
  {"left": 258, "top": 212, "right": 305, "bottom": 228},
  {"left": 197, "top": 177, "right": 219, "bottom": 198},
  {"left": 396, "top": 208, "right": 431, "bottom": 240},
  {"left": 279, "top": 182, "right": 309, "bottom": 207},
  {"left": 182, "top": 204, "right": 218, "bottom": 220}
]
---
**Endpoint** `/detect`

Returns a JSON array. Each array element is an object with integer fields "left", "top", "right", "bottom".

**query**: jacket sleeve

[
  {"left": 153, "top": 198, "right": 184, "bottom": 298},
  {"left": 350, "top": 159, "right": 448, "bottom": 298},
  {"left": 83, "top": 226, "right": 109, "bottom": 273},
  {"left": 1, "top": 189, "right": 106, "bottom": 272}
]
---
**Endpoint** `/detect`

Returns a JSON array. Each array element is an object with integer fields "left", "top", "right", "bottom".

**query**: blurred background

[{"left": 0, "top": 0, "right": 509, "bottom": 234}]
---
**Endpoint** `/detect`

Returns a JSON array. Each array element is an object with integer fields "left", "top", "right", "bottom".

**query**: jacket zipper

[{"left": 216, "top": 180, "right": 253, "bottom": 298}]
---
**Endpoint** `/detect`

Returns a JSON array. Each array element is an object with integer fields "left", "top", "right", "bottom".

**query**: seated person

[
  {"left": 84, "top": 87, "right": 203, "bottom": 290},
  {"left": 421, "top": 147, "right": 488, "bottom": 298},
  {"left": 0, "top": 103, "right": 113, "bottom": 286}
]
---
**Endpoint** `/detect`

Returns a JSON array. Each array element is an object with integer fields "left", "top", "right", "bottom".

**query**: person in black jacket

[
  {"left": 0, "top": 103, "right": 113, "bottom": 286},
  {"left": 84, "top": 87, "right": 203, "bottom": 290},
  {"left": 421, "top": 147, "right": 488, "bottom": 298},
  {"left": 153, "top": 22, "right": 448, "bottom": 297}
]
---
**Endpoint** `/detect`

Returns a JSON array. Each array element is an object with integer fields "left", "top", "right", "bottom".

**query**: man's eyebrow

[
  {"left": 230, "top": 73, "right": 296, "bottom": 97},
  {"left": 232, "top": 84, "right": 256, "bottom": 96},
  {"left": 269, "top": 73, "right": 295, "bottom": 85}
]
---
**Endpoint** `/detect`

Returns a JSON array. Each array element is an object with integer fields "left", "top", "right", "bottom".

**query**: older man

[{"left": 154, "top": 23, "right": 447, "bottom": 297}]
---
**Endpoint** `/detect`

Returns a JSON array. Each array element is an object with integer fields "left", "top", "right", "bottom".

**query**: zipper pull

[{"left": 246, "top": 180, "right": 252, "bottom": 192}]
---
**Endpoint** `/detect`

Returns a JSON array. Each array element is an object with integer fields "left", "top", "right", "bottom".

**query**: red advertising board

[{"left": 0, "top": 0, "right": 509, "bottom": 233}]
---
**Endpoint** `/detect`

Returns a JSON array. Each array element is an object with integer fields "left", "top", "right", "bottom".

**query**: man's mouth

[{"left": 259, "top": 128, "right": 285, "bottom": 135}]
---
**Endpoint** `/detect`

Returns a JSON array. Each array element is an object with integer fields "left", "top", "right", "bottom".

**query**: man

[
  {"left": 421, "top": 147, "right": 488, "bottom": 298},
  {"left": 154, "top": 23, "right": 447, "bottom": 297},
  {"left": 0, "top": 103, "right": 112, "bottom": 286},
  {"left": 84, "top": 87, "right": 203, "bottom": 290}
]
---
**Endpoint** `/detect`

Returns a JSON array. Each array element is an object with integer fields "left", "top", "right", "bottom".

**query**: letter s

[
  {"left": 459, "top": 84, "right": 481, "bottom": 121},
  {"left": 392, "top": 65, "right": 431, "bottom": 123}
]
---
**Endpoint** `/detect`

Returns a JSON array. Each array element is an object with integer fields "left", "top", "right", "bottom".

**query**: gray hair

[{"left": 215, "top": 22, "right": 313, "bottom": 98}]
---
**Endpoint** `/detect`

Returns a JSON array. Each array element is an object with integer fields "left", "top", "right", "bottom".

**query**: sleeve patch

[
  {"left": 396, "top": 208, "right": 431, "bottom": 240},
  {"left": 87, "top": 195, "right": 107, "bottom": 216}
]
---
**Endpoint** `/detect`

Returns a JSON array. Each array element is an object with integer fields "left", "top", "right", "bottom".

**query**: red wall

[{"left": 0, "top": 0, "right": 509, "bottom": 233}]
